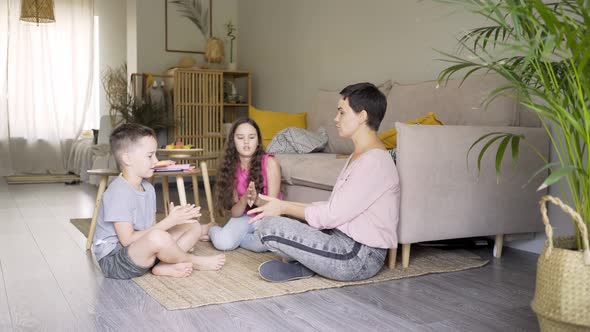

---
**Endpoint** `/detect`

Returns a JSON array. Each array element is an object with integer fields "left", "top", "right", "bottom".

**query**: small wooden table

[
  {"left": 155, "top": 152, "right": 219, "bottom": 217},
  {"left": 85, "top": 159, "right": 217, "bottom": 250}
]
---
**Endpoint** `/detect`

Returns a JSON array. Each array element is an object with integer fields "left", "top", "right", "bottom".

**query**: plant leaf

[
  {"left": 510, "top": 135, "right": 521, "bottom": 169},
  {"left": 477, "top": 134, "right": 508, "bottom": 173},
  {"left": 466, "top": 132, "right": 503, "bottom": 169},
  {"left": 495, "top": 136, "right": 512, "bottom": 180},
  {"left": 537, "top": 165, "right": 577, "bottom": 191}
]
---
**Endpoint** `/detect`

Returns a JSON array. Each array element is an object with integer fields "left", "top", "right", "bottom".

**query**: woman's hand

[{"left": 247, "top": 194, "right": 282, "bottom": 223}]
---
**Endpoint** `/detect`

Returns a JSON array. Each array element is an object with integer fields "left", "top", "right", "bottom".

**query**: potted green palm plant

[{"left": 436, "top": 1, "right": 590, "bottom": 330}]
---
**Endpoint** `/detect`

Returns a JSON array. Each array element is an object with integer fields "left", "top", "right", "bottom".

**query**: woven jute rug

[
  {"left": 71, "top": 218, "right": 488, "bottom": 310},
  {"left": 70, "top": 211, "right": 213, "bottom": 236}
]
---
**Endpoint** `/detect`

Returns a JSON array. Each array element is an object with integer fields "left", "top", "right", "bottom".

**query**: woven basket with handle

[{"left": 531, "top": 195, "right": 590, "bottom": 331}]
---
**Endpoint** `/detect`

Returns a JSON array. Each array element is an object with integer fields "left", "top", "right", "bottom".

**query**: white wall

[
  {"left": 133, "top": 0, "right": 238, "bottom": 74},
  {"left": 126, "top": 0, "right": 138, "bottom": 75},
  {"left": 94, "top": 0, "right": 127, "bottom": 117},
  {"left": 237, "top": 0, "right": 486, "bottom": 113}
]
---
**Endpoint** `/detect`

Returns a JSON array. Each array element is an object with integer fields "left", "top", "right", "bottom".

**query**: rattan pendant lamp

[{"left": 20, "top": 0, "right": 55, "bottom": 25}]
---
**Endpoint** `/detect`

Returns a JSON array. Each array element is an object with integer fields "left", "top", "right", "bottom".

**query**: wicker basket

[{"left": 531, "top": 195, "right": 590, "bottom": 331}]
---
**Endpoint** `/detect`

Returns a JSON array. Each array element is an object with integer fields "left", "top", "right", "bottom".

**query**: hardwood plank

[
  {"left": 261, "top": 288, "right": 424, "bottom": 331},
  {"left": 0, "top": 218, "right": 29, "bottom": 236},
  {"left": 24, "top": 219, "right": 170, "bottom": 330},
  {"left": 24, "top": 220, "right": 102, "bottom": 327},
  {"left": 17, "top": 208, "right": 52, "bottom": 219},
  {"left": 0, "top": 196, "right": 15, "bottom": 209},
  {"left": 345, "top": 278, "right": 460, "bottom": 325},
  {"left": 0, "top": 260, "right": 13, "bottom": 331},
  {"left": 0, "top": 208, "right": 22, "bottom": 221},
  {"left": 0, "top": 181, "right": 544, "bottom": 330},
  {"left": 423, "top": 306, "right": 540, "bottom": 332},
  {"left": 0, "top": 233, "right": 77, "bottom": 331}
]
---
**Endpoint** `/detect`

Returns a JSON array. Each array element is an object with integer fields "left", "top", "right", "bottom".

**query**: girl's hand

[
  {"left": 155, "top": 160, "right": 176, "bottom": 168},
  {"left": 246, "top": 181, "right": 257, "bottom": 207},
  {"left": 168, "top": 202, "right": 201, "bottom": 225},
  {"left": 247, "top": 194, "right": 281, "bottom": 224}
]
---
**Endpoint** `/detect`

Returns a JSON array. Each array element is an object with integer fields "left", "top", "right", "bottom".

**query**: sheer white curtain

[{"left": 0, "top": 0, "right": 94, "bottom": 176}]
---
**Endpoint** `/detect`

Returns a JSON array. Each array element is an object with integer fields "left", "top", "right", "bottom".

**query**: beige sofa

[{"left": 274, "top": 75, "right": 549, "bottom": 269}]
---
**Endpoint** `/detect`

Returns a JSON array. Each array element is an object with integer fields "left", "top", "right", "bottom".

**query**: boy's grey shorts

[{"left": 98, "top": 243, "right": 156, "bottom": 279}]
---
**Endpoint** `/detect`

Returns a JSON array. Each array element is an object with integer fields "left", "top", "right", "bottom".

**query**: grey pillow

[
  {"left": 266, "top": 127, "right": 328, "bottom": 154},
  {"left": 387, "top": 148, "right": 397, "bottom": 164}
]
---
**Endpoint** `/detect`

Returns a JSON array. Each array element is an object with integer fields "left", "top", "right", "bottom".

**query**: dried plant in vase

[
  {"left": 101, "top": 64, "right": 130, "bottom": 128},
  {"left": 101, "top": 64, "right": 175, "bottom": 131}
]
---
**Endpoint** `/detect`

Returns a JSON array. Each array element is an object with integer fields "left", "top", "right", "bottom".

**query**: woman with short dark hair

[{"left": 248, "top": 82, "right": 400, "bottom": 282}]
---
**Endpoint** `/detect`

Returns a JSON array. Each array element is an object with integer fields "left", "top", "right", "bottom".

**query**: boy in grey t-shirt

[{"left": 92, "top": 123, "right": 225, "bottom": 279}]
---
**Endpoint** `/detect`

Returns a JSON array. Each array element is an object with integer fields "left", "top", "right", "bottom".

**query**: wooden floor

[{"left": 0, "top": 178, "right": 541, "bottom": 331}]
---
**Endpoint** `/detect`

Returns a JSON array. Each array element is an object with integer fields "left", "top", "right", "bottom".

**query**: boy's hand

[
  {"left": 246, "top": 181, "right": 257, "bottom": 207},
  {"left": 168, "top": 202, "right": 201, "bottom": 225}
]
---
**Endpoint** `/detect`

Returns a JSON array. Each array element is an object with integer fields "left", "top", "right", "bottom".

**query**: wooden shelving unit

[{"left": 172, "top": 69, "right": 251, "bottom": 173}]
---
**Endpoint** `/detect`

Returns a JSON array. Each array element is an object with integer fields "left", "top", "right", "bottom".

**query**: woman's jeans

[
  {"left": 256, "top": 216, "right": 387, "bottom": 281},
  {"left": 208, "top": 215, "right": 268, "bottom": 252}
]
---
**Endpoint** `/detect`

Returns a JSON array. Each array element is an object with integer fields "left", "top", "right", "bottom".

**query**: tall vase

[{"left": 204, "top": 37, "right": 224, "bottom": 66}]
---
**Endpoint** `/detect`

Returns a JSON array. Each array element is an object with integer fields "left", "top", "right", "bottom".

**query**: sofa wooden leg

[
  {"left": 387, "top": 248, "right": 397, "bottom": 269},
  {"left": 494, "top": 234, "right": 503, "bottom": 258},
  {"left": 402, "top": 244, "right": 411, "bottom": 269}
]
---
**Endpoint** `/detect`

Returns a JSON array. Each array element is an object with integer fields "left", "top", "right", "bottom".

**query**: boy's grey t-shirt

[{"left": 92, "top": 175, "right": 157, "bottom": 261}]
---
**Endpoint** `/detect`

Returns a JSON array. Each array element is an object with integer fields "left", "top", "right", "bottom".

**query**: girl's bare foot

[
  {"left": 199, "top": 221, "right": 216, "bottom": 241},
  {"left": 152, "top": 262, "right": 193, "bottom": 278},
  {"left": 192, "top": 254, "right": 226, "bottom": 271}
]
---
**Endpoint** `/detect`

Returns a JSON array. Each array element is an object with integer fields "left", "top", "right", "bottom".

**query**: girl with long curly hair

[{"left": 208, "top": 117, "right": 282, "bottom": 252}]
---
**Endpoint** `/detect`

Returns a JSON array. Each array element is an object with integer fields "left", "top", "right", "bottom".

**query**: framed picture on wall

[{"left": 165, "top": 0, "right": 213, "bottom": 54}]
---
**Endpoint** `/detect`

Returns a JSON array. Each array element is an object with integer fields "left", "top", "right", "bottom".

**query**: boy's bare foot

[
  {"left": 152, "top": 262, "right": 193, "bottom": 278},
  {"left": 192, "top": 254, "right": 226, "bottom": 271}
]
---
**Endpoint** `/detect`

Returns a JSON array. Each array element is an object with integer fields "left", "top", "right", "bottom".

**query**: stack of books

[{"left": 153, "top": 164, "right": 195, "bottom": 172}]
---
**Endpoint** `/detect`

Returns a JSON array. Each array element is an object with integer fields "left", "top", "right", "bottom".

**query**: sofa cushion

[
  {"left": 380, "top": 74, "right": 518, "bottom": 131},
  {"left": 379, "top": 112, "right": 443, "bottom": 149},
  {"left": 274, "top": 153, "right": 347, "bottom": 190},
  {"left": 249, "top": 105, "right": 307, "bottom": 149},
  {"left": 307, "top": 80, "right": 393, "bottom": 155},
  {"left": 266, "top": 127, "right": 328, "bottom": 154},
  {"left": 434, "top": 75, "right": 519, "bottom": 126}
]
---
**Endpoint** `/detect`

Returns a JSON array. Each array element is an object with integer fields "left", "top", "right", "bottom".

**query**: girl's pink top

[{"left": 235, "top": 154, "right": 283, "bottom": 213}]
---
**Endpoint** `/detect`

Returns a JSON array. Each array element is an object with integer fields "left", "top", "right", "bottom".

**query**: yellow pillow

[
  {"left": 379, "top": 112, "right": 443, "bottom": 149},
  {"left": 249, "top": 105, "right": 307, "bottom": 149}
]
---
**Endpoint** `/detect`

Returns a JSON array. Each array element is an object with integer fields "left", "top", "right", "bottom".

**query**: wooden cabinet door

[{"left": 173, "top": 70, "right": 224, "bottom": 172}]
